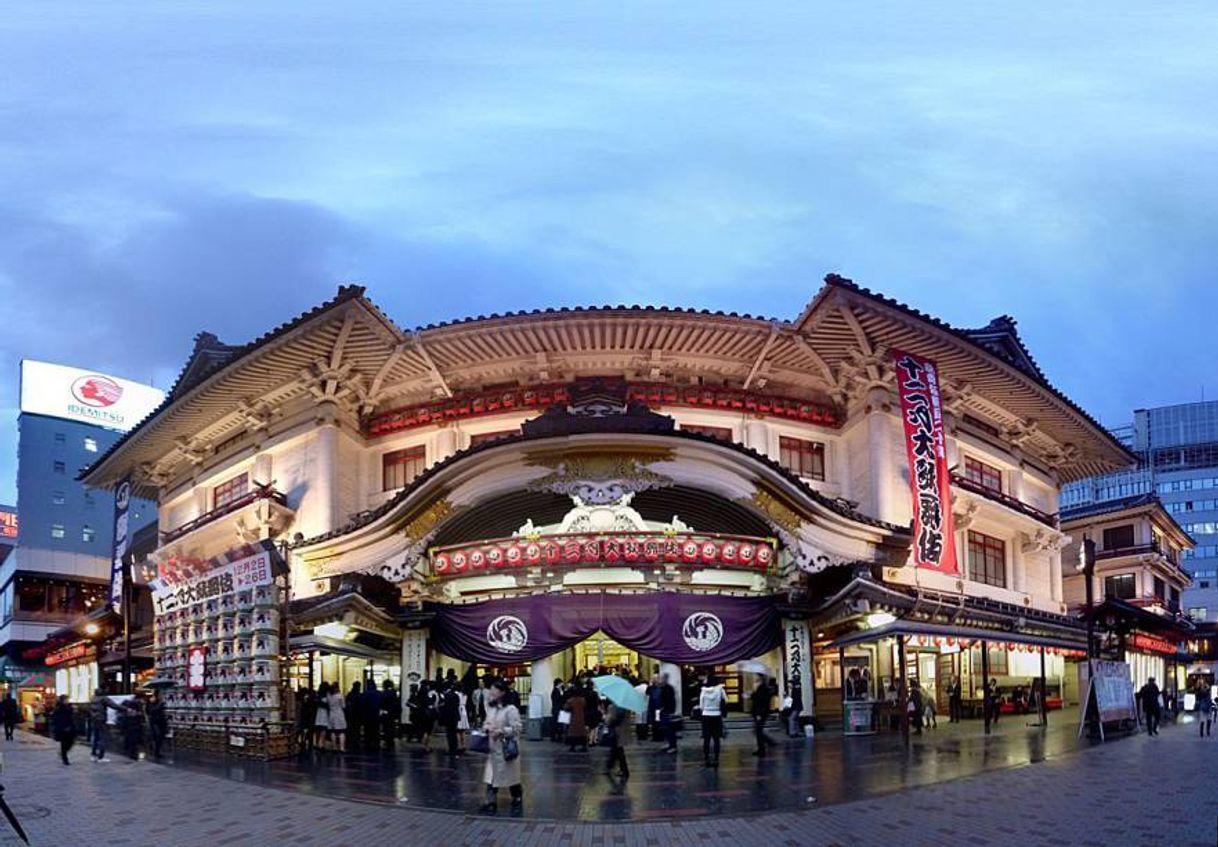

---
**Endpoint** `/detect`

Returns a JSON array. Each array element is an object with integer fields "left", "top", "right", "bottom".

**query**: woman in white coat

[
  {"left": 326, "top": 683, "right": 347, "bottom": 751},
  {"left": 479, "top": 679, "right": 523, "bottom": 815}
]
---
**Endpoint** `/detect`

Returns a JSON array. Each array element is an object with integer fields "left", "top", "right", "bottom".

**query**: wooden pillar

[
  {"left": 981, "top": 640, "right": 991, "bottom": 735},
  {"left": 1039, "top": 646, "right": 1048, "bottom": 727},
  {"left": 308, "top": 651, "right": 316, "bottom": 690},
  {"left": 898, "top": 636, "right": 909, "bottom": 741}
]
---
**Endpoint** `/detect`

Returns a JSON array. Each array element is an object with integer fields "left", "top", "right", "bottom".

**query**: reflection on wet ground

[{"left": 168, "top": 708, "right": 1108, "bottom": 820}]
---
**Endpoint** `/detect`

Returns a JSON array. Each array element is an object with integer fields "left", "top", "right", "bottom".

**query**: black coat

[{"left": 659, "top": 683, "right": 677, "bottom": 714}]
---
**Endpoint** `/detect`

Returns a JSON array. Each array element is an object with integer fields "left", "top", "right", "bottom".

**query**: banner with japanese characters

[
  {"left": 893, "top": 350, "right": 959, "bottom": 574},
  {"left": 151, "top": 548, "right": 275, "bottom": 614}
]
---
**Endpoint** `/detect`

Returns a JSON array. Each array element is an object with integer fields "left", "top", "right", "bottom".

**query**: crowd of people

[{"left": 43, "top": 688, "right": 170, "bottom": 765}]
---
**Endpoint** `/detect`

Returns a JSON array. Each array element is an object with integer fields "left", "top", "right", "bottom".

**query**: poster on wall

[{"left": 893, "top": 350, "right": 959, "bottom": 574}]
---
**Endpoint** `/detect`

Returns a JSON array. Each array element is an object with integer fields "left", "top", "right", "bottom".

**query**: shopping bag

[
  {"left": 468, "top": 731, "right": 490, "bottom": 754},
  {"left": 557, "top": 710, "right": 572, "bottom": 726}
]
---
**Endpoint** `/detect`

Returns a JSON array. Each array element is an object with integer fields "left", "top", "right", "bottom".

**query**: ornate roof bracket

[{"left": 410, "top": 334, "right": 453, "bottom": 398}]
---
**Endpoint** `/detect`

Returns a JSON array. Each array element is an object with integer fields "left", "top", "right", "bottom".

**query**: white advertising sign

[
  {"left": 19, "top": 359, "right": 164, "bottom": 432},
  {"left": 151, "top": 550, "right": 275, "bottom": 613}
]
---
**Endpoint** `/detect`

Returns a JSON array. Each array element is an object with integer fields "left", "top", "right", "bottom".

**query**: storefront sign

[
  {"left": 187, "top": 646, "right": 207, "bottom": 691},
  {"left": 151, "top": 548, "right": 275, "bottom": 614},
  {"left": 1087, "top": 659, "right": 1137, "bottom": 723},
  {"left": 1131, "top": 633, "right": 1178, "bottom": 656},
  {"left": 893, "top": 350, "right": 958, "bottom": 574},
  {"left": 109, "top": 476, "right": 131, "bottom": 613},
  {"left": 19, "top": 359, "right": 164, "bottom": 431},
  {"left": 428, "top": 591, "right": 781, "bottom": 665},
  {"left": 783, "top": 620, "right": 811, "bottom": 706},
  {"left": 431, "top": 532, "right": 776, "bottom": 577},
  {"left": 46, "top": 643, "right": 96, "bottom": 667}
]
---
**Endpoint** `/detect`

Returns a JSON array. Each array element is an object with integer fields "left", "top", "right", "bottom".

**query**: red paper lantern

[
  {"left": 719, "top": 542, "right": 738, "bottom": 564},
  {"left": 486, "top": 546, "right": 505, "bottom": 569},
  {"left": 756, "top": 545, "right": 774, "bottom": 569},
  {"left": 738, "top": 543, "right": 756, "bottom": 567},
  {"left": 433, "top": 553, "right": 451, "bottom": 575},
  {"left": 469, "top": 549, "right": 488, "bottom": 570},
  {"left": 452, "top": 551, "right": 469, "bottom": 573},
  {"left": 681, "top": 540, "right": 700, "bottom": 563},
  {"left": 700, "top": 541, "right": 719, "bottom": 564},
  {"left": 505, "top": 545, "right": 524, "bottom": 568},
  {"left": 524, "top": 543, "right": 542, "bottom": 566}
]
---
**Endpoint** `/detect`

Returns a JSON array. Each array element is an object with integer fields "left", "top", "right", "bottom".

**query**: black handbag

[
  {"left": 502, "top": 736, "right": 519, "bottom": 761},
  {"left": 468, "top": 731, "right": 490, "bottom": 754}
]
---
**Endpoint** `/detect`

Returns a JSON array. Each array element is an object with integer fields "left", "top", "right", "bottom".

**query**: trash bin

[{"left": 526, "top": 717, "right": 545, "bottom": 741}]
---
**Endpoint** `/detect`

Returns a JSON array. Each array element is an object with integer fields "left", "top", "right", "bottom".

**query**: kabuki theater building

[{"left": 81, "top": 275, "right": 1133, "bottom": 739}]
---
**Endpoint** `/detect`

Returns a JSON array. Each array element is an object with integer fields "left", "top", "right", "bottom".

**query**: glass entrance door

[{"left": 575, "top": 632, "right": 638, "bottom": 675}]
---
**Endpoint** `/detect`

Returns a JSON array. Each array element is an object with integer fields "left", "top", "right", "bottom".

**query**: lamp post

[{"left": 1079, "top": 536, "right": 1097, "bottom": 670}]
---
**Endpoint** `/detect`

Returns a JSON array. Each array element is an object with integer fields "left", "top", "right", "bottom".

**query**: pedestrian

[
  {"left": 326, "top": 681, "right": 348, "bottom": 750},
  {"left": 564, "top": 681, "right": 589, "bottom": 752},
  {"left": 551, "top": 679, "right": 566, "bottom": 743},
  {"left": 659, "top": 672, "right": 679, "bottom": 753},
  {"left": 297, "top": 686, "right": 317, "bottom": 752},
  {"left": 51, "top": 695, "right": 76, "bottom": 766},
  {"left": 749, "top": 674, "right": 776, "bottom": 756},
  {"left": 441, "top": 682, "right": 462, "bottom": 757},
  {"left": 381, "top": 679, "right": 401, "bottom": 749},
  {"left": 313, "top": 682, "right": 331, "bottom": 750},
  {"left": 584, "top": 679, "right": 602, "bottom": 742},
  {"left": 1196, "top": 680, "right": 1213, "bottom": 737},
  {"left": 1139, "top": 677, "right": 1162, "bottom": 736},
  {"left": 345, "top": 682, "right": 363, "bottom": 751},
  {"left": 418, "top": 681, "right": 437, "bottom": 750},
  {"left": 478, "top": 679, "right": 523, "bottom": 815},
  {"left": 604, "top": 703, "right": 631, "bottom": 779},
  {"left": 2, "top": 693, "right": 17, "bottom": 741},
  {"left": 987, "top": 680, "right": 1002, "bottom": 726},
  {"left": 698, "top": 673, "right": 727, "bottom": 767},
  {"left": 948, "top": 676, "right": 963, "bottom": 723},
  {"left": 645, "top": 675, "right": 662, "bottom": 742},
  {"left": 923, "top": 685, "right": 938, "bottom": 729},
  {"left": 404, "top": 684, "right": 422, "bottom": 743},
  {"left": 361, "top": 679, "right": 380, "bottom": 751},
  {"left": 788, "top": 679, "right": 804, "bottom": 737},
  {"left": 147, "top": 692, "right": 169, "bottom": 760},
  {"left": 122, "top": 697, "right": 145, "bottom": 760},
  {"left": 455, "top": 684, "right": 470, "bottom": 752}
]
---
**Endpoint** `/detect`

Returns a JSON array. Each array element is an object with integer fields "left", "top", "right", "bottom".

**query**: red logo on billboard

[{"left": 71, "top": 374, "right": 123, "bottom": 408}]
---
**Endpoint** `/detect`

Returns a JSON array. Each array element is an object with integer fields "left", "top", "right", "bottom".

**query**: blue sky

[{"left": 1, "top": 2, "right": 1216, "bottom": 505}]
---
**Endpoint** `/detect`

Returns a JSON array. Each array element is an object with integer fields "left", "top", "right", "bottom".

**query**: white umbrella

[{"left": 736, "top": 660, "right": 773, "bottom": 677}]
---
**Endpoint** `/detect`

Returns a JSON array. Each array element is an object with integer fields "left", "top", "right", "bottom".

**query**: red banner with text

[{"left": 893, "top": 350, "right": 958, "bottom": 574}]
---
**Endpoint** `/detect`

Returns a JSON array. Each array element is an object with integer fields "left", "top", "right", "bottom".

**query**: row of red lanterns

[{"left": 433, "top": 535, "right": 776, "bottom": 575}]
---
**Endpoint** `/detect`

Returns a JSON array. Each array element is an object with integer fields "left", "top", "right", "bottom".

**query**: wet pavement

[{"left": 166, "top": 709, "right": 1098, "bottom": 820}]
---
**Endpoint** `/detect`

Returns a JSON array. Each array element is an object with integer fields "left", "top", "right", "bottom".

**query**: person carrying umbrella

[{"left": 591, "top": 675, "right": 645, "bottom": 779}]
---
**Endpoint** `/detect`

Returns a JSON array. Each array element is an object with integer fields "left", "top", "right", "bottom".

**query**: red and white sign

[
  {"left": 431, "top": 532, "right": 777, "bottom": 577},
  {"left": 1130, "top": 633, "right": 1178, "bottom": 656},
  {"left": 187, "top": 646, "right": 208, "bottom": 691},
  {"left": 894, "top": 350, "right": 958, "bottom": 574},
  {"left": 19, "top": 360, "right": 164, "bottom": 431}
]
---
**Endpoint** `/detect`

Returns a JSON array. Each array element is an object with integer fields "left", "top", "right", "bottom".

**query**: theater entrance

[{"left": 575, "top": 632, "right": 639, "bottom": 675}]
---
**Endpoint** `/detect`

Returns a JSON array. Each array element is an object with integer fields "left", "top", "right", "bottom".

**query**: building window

[
  {"left": 52, "top": 460, "right": 65, "bottom": 475},
  {"left": 84, "top": 492, "right": 95, "bottom": 509},
  {"left": 468, "top": 430, "right": 519, "bottom": 447},
  {"left": 963, "top": 457, "right": 1003, "bottom": 493},
  {"left": 1104, "top": 573, "right": 1136, "bottom": 600},
  {"left": 681, "top": 424, "right": 733, "bottom": 442},
  {"left": 383, "top": 446, "right": 426, "bottom": 491},
  {"left": 50, "top": 523, "right": 65, "bottom": 539},
  {"left": 82, "top": 526, "right": 95, "bottom": 543},
  {"left": 52, "top": 491, "right": 65, "bottom": 506},
  {"left": 53, "top": 433, "right": 65, "bottom": 445},
  {"left": 83, "top": 437, "right": 98, "bottom": 453},
  {"left": 1153, "top": 576, "right": 1165, "bottom": 601},
  {"left": 1102, "top": 524, "right": 1136, "bottom": 551},
  {"left": 1189, "top": 607, "right": 1207, "bottom": 621},
  {"left": 1169, "top": 587, "right": 1180, "bottom": 610},
  {"left": 967, "top": 531, "right": 1006, "bottom": 588},
  {"left": 779, "top": 437, "right": 825, "bottom": 480},
  {"left": 213, "top": 473, "right": 250, "bottom": 510}
]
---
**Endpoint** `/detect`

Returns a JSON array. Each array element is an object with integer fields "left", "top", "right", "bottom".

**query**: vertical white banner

[{"left": 783, "top": 619, "right": 812, "bottom": 712}]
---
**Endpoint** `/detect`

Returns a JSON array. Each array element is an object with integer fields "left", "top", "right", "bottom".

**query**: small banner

[
  {"left": 109, "top": 476, "right": 132, "bottom": 614},
  {"left": 893, "top": 350, "right": 958, "bottom": 574}
]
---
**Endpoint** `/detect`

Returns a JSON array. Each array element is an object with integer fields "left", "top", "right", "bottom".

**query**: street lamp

[{"left": 1077, "top": 536, "right": 1097, "bottom": 668}]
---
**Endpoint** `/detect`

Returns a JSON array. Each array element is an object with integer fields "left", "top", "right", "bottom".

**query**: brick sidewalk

[{"left": 0, "top": 721, "right": 1214, "bottom": 846}]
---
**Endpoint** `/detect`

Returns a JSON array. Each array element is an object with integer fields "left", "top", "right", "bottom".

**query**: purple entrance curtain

[{"left": 427, "top": 592, "right": 780, "bottom": 665}]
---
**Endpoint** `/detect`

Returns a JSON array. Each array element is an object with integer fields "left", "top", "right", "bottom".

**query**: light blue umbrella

[{"left": 592, "top": 675, "right": 647, "bottom": 713}]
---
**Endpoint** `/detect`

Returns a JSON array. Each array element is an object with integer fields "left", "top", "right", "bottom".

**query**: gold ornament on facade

[
  {"left": 396, "top": 497, "right": 456, "bottom": 547},
  {"left": 742, "top": 488, "right": 806, "bottom": 537}
]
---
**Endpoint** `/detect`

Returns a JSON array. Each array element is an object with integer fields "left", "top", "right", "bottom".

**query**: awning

[
  {"left": 828, "top": 620, "right": 1087, "bottom": 652},
  {"left": 288, "top": 634, "right": 398, "bottom": 663}
]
